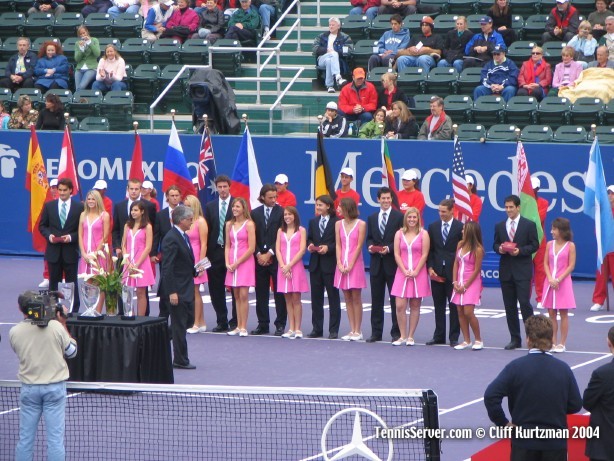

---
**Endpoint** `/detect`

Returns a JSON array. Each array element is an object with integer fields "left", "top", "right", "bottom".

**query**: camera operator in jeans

[{"left": 9, "top": 291, "right": 77, "bottom": 461}]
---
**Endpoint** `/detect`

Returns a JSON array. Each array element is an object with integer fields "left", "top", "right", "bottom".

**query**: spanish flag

[
  {"left": 315, "top": 130, "right": 336, "bottom": 200},
  {"left": 26, "top": 125, "right": 51, "bottom": 252}
]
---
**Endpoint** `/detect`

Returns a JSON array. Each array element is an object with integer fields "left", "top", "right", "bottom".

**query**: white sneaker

[
  {"left": 454, "top": 342, "right": 472, "bottom": 350},
  {"left": 38, "top": 279, "right": 49, "bottom": 288},
  {"left": 336, "top": 76, "right": 347, "bottom": 86},
  {"left": 472, "top": 341, "right": 484, "bottom": 351},
  {"left": 281, "top": 330, "right": 295, "bottom": 338},
  {"left": 590, "top": 303, "right": 604, "bottom": 312},
  {"left": 553, "top": 344, "right": 566, "bottom": 353},
  {"left": 406, "top": 338, "right": 415, "bottom": 346},
  {"left": 327, "top": 86, "right": 335, "bottom": 93},
  {"left": 536, "top": 302, "right": 543, "bottom": 309},
  {"left": 341, "top": 333, "right": 353, "bottom": 341},
  {"left": 198, "top": 326, "right": 207, "bottom": 333},
  {"left": 294, "top": 331, "right": 303, "bottom": 339},
  {"left": 350, "top": 332, "right": 363, "bottom": 341},
  {"left": 187, "top": 326, "right": 200, "bottom": 334},
  {"left": 227, "top": 328, "right": 240, "bottom": 336},
  {"left": 239, "top": 329, "right": 248, "bottom": 337},
  {"left": 392, "top": 339, "right": 405, "bottom": 346}
]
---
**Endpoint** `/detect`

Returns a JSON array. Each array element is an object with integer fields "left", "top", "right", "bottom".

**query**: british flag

[
  {"left": 197, "top": 126, "right": 218, "bottom": 208},
  {"left": 452, "top": 136, "right": 473, "bottom": 223}
]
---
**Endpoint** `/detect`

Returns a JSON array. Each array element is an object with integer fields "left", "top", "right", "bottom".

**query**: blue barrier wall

[{"left": 1, "top": 131, "right": 612, "bottom": 277}]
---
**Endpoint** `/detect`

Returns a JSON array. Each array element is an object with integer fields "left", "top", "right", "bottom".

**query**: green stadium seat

[
  {"left": 351, "top": 39, "right": 379, "bottom": 70},
  {"left": 507, "top": 40, "right": 537, "bottom": 66},
  {"left": 520, "top": 124, "right": 554, "bottom": 142},
  {"left": 368, "top": 14, "right": 393, "bottom": 39},
  {"left": 366, "top": 67, "right": 394, "bottom": 85},
  {"left": 0, "top": 13, "right": 25, "bottom": 40},
  {"left": 120, "top": 38, "right": 152, "bottom": 65},
  {"left": 83, "top": 13, "right": 113, "bottom": 38},
  {"left": 149, "top": 38, "right": 182, "bottom": 66},
  {"left": 66, "top": 115, "right": 79, "bottom": 131},
  {"left": 45, "top": 88, "right": 73, "bottom": 106},
  {"left": 466, "top": 14, "right": 484, "bottom": 31},
  {"left": 434, "top": 14, "right": 460, "bottom": 32},
  {"left": 98, "top": 37, "right": 121, "bottom": 50},
  {"left": 587, "top": 126, "right": 614, "bottom": 144},
  {"left": 523, "top": 15, "right": 549, "bottom": 43},
  {"left": 64, "top": 0, "right": 85, "bottom": 13},
  {"left": 456, "top": 123, "right": 487, "bottom": 141},
  {"left": 112, "top": 13, "right": 143, "bottom": 40},
  {"left": 210, "top": 38, "right": 242, "bottom": 77},
  {"left": 0, "top": 0, "right": 15, "bottom": 13},
  {"left": 475, "top": 0, "right": 492, "bottom": 13},
  {"left": 511, "top": 15, "right": 525, "bottom": 38},
  {"left": 411, "top": 94, "right": 438, "bottom": 126},
  {"left": 397, "top": 67, "right": 426, "bottom": 96},
  {"left": 570, "top": 0, "right": 596, "bottom": 16},
  {"left": 32, "top": 37, "right": 60, "bottom": 51},
  {"left": 180, "top": 39, "right": 210, "bottom": 65},
  {"left": 472, "top": 95, "right": 505, "bottom": 126},
  {"left": 447, "top": 0, "right": 477, "bottom": 14},
  {"left": 542, "top": 41, "right": 566, "bottom": 63},
  {"left": 536, "top": 96, "right": 570, "bottom": 125},
  {"left": 443, "top": 94, "right": 472, "bottom": 123},
  {"left": 0, "top": 88, "right": 12, "bottom": 112},
  {"left": 99, "top": 90, "right": 133, "bottom": 130},
  {"left": 130, "top": 63, "right": 161, "bottom": 111},
  {"left": 553, "top": 125, "right": 587, "bottom": 143},
  {"left": 12, "top": 88, "right": 43, "bottom": 109},
  {"left": 504, "top": 96, "right": 538, "bottom": 126},
  {"left": 13, "top": 0, "right": 32, "bottom": 13},
  {"left": 24, "top": 12, "right": 55, "bottom": 38},
  {"left": 341, "top": 15, "right": 369, "bottom": 42},
  {"left": 52, "top": 12, "right": 84, "bottom": 41},
  {"left": 487, "top": 124, "right": 519, "bottom": 141},
  {"left": 602, "top": 100, "right": 614, "bottom": 126},
  {"left": 456, "top": 67, "right": 481, "bottom": 95},
  {"left": 79, "top": 116, "right": 110, "bottom": 131},
  {"left": 71, "top": 89, "right": 103, "bottom": 118},
  {"left": 539, "top": 0, "right": 556, "bottom": 13},
  {"left": 403, "top": 15, "right": 424, "bottom": 34},
  {"left": 418, "top": 0, "right": 447, "bottom": 14},
  {"left": 62, "top": 37, "right": 79, "bottom": 65},
  {"left": 569, "top": 97, "right": 604, "bottom": 129},
  {"left": 159, "top": 64, "right": 191, "bottom": 112},
  {"left": 0, "top": 37, "right": 21, "bottom": 61},
  {"left": 510, "top": 0, "right": 540, "bottom": 16},
  {"left": 424, "top": 67, "right": 458, "bottom": 96}
]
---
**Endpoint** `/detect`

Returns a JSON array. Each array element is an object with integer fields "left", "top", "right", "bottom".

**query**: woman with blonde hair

[
  {"left": 377, "top": 72, "right": 413, "bottom": 116},
  {"left": 92, "top": 44, "right": 127, "bottom": 93},
  {"left": 184, "top": 195, "right": 209, "bottom": 334},
  {"left": 516, "top": 46, "right": 552, "bottom": 101},
  {"left": 8, "top": 95, "right": 38, "bottom": 129},
  {"left": 74, "top": 26, "right": 101, "bottom": 90},
  {"left": 551, "top": 46, "right": 584, "bottom": 96},
  {"left": 384, "top": 100, "right": 418, "bottom": 139},
  {"left": 567, "top": 20, "right": 598, "bottom": 68}
]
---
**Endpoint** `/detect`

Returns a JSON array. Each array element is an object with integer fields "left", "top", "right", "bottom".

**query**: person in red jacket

[
  {"left": 274, "top": 173, "right": 297, "bottom": 208},
  {"left": 531, "top": 176, "right": 549, "bottom": 309},
  {"left": 542, "top": 0, "right": 580, "bottom": 43},
  {"left": 516, "top": 45, "right": 553, "bottom": 101},
  {"left": 334, "top": 167, "right": 360, "bottom": 217},
  {"left": 338, "top": 67, "right": 378, "bottom": 126},
  {"left": 348, "top": 0, "right": 380, "bottom": 21},
  {"left": 397, "top": 169, "right": 425, "bottom": 217},
  {"left": 465, "top": 175, "right": 483, "bottom": 222}
]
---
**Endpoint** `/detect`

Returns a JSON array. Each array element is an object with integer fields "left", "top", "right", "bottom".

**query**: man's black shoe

[
  {"left": 449, "top": 341, "right": 459, "bottom": 348},
  {"left": 211, "top": 325, "right": 229, "bottom": 333},
  {"left": 173, "top": 362, "right": 196, "bottom": 369},
  {"left": 366, "top": 336, "right": 382, "bottom": 343},
  {"left": 274, "top": 326, "right": 284, "bottom": 336},
  {"left": 504, "top": 341, "right": 521, "bottom": 350},
  {"left": 328, "top": 332, "right": 338, "bottom": 339},
  {"left": 251, "top": 326, "right": 270, "bottom": 335},
  {"left": 307, "top": 331, "right": 323, "bottom": 338},
  {"left": 425, "top": 338, "right": 446, "bottom": 346}
]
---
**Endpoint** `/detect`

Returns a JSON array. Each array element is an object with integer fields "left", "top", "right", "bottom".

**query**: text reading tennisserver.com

[{"left": 375, "top": 426, "right": 600, "bottom": 440}]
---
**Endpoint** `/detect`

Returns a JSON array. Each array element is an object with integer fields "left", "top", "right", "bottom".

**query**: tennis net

[{"left": 0, "top": 380, "right": 441, "bottom": 460}]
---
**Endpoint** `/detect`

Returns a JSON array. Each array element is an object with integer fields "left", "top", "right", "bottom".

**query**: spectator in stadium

[
  {"left": 487, "top": 0, "right": 516, "bottom": 47},
  {"left": 542, "top": 0, "right": 580, "bottom": 44},
  {"left": 162, "top": 0, "right": 200, "bottom": 42},
  {"left": 335, "top": 197, "right": 367, "bottom": 341},
  {"left": 253, "top": 0, "right": 278, "bottom": 38},
  {"left": 10, "top": 291, "right": 77, "bottom": 461},
  {"left": 107, "top": 0, "right": 141, "bottom": 18},
  {"left": 397, "top": 169, "right": 425, "bottom": 215},
  {"left": 224, "top": 0, "right": 260, "bottom": 43},
  {"left": 320, "top": 101, "right": 348, "bottom": 138},
  {"left": 0, "top": 102, "right": 9, "bottom": 130},
  {"left": 195, "top": 0, "right": 226, "bottom": 42},
  {"left": 274, "top": 174, "right": 297, "bottom": 208},
  {"left": 36, "top": 93, "right": 65, "bottom": 131},
  {"left": 395, "top": 16, "right": 444, "bottom": 74},
  {"left": 367, "top": 14, "right": 410, "bottom": 71},
  {"left": 391, "top": 207, "right": 430, "bottom": 346},
  {"left": 597, "top": 15, "right": 614, "bottom": 60},
  {"left": 583, "top": 326, "right": 614, "bottom": 461},
  {"left": 313, "top": 17, "right": 352, "bottom": 93},
  {"left": 8, "top": 95, "right": 39, "bottom": 130},
  {"left": 140, "top": 181, "right": 160, "bottom": 211},
  {"left": 473, "top": 44, "right": 518, "bottom": 102},
  {"left": 589, "top": 185, "right": 614, "bottom": 312},
  {"left": 92, "top": 45, "right": 127, "bottom": 93},
  {"left": 28, "top": 0, "right": 65, "bottom": 16},
  {"left": 384, "top": 100, "right": 418, "bottom": 139},
  {"left": 338, "top": 67, "right": 378, "bottom": 126},
  {"left": 0, "top": 38, "right": 37, "bottom": 93},
  {"left": 81, "top": 0, "right": 112, "bottom": 17},
  {"left": 377, "top": 0, "right": 440, "bottom": 17},
  {"left": 73, "top": 26, "right": 101, "bottom": 91},
  {"left": 34, "top": 42, "right": 69, "bottom": 92},
  {"left": 93, "top": 179, "right": 114, "bottom": 221},
  {"left": 142, "top": 0, "right": 176, "bottom": 42},
  {"left": 417, "top": 96, "right": 452, "bottom": 140},
  {"left": 550, "top": 46, "right": 583, "bottom": 96},
  {"left": 464, "top": 175, "right": 482, "bottom": 222},
  {"left": 532, "top": 176, "right": 548, "bottom": 310},
  {"left": 463, "top": 16, "right": 505, "bottom": 68},
  {"left": 567, "top": 20, "right": 599, "bottom": 68},
  {"left": 358, "top": 108, "right": 386, "bottom": 138},
  {"left": 349, "top": 0, "right": 381, "bottom": 21},
  {"left": 516, "top": 45, "right": 552, "bottom": 101},
  {"left": 377, "top": 71, "right": 413, "bottom": 116},
  {"left": 334, "top": 168, "right": 360, "bottom": 214},
  {"left": 437, "top": 16, "right": 473, "bottom": 74},
  {"left": 589, "top": 44, "right": 614, "bottom": 67},
  {"left": 484, "top": 315, "right": 582, "bottom": 460},
  {"left": 588, "top": 0, "right": 610, "bottom": 40}
]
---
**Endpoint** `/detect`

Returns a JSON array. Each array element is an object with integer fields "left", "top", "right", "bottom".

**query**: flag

[
  {"left": 584, "top": 137, "right": 614, "bottom": 269},
  {"left": 162, "top": 121, "right": 196, "bottom": 200},
  {"left": 197, "top": 125, "right": 218, "bottom": 208},
  {"left": 128, "top": 131, "right": 144, "bottom": 182},
  {"left": 451, "top": 136, "right": 473, "bottom": 223},
  {"left": 381, "top": 137, "right": 399, "bottom": 209},
  {"left": 230, "top": 126, "right": 263, "bottom": 210},
  {"left": 26, "top": 125, "right": 51, "bottom": 252},
  {"left": 58, "top": 125, "right": 79, "bottom": 197},
  {"left": 516, "top": 141, "right": 544, "bottom": 246},
  {"left": 314, "top": 130, "right": 337, "bottom": 200}
]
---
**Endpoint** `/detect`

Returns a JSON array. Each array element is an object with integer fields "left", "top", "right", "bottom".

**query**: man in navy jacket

[
  {"left": 473, "top": 44, "right": 518, "bottom": 102},
  {"left": 0, "top": 38, "right": 37, "bottom": 92}
]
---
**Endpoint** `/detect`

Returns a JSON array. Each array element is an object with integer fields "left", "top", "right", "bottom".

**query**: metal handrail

[{"left": 269, "top": 65, "right": 304, "bottom": 134}]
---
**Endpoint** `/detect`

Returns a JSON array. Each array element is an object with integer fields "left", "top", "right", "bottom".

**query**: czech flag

[
  {"left": 162, "top": 121, "right": 196, "bottom": 200},
  {"left": 230, "top": 126, "right": 263, "bottom": 210}
]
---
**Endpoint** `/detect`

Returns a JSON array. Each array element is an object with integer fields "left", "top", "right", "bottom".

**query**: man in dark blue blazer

[
  {"left": 583, "top": 326, "right": 614, "bottom": 461},
  {"left": 427, "top": 198, "right": 463, "bottom": 346},
  {"left": 366, "top": 187, "right": 403, "bottom": 342},
  {"left": 39, "top": 178, "right": 83, "bottom": 313},
  {"left": 493, "top": 194, "right": 539, "bottom": 350}
]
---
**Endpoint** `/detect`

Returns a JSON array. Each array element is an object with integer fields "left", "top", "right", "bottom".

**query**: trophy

[
  {"left": 77, "top": 280, "right": 102, "bottom": 319},
  {"left": 57, "top": 282, "right": 75, "bottom": 315},
  {"left": 121, "top": 285, "right": 136, "bottom": 320}
]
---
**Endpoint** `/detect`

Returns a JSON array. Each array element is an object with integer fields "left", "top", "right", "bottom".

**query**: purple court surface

[{"left": 1, "top": 256, "right": 613, "bottom": 461}]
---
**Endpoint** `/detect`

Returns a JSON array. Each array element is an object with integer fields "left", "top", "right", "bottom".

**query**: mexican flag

[{"left": 516, "top": 141, "right": 544, "bottom": 252}]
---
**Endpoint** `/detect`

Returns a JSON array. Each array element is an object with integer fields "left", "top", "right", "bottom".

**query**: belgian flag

[{"left": 315, "top": 130, "right": 337, "bottom": 200}]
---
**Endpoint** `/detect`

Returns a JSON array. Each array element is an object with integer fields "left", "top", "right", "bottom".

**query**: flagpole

[
  {"left": 452, "top": 123, "right": 457, "bottom": 138},
  {"left": 64, "top": 112, "right": 82, "bottom": 202},
  {"left": 317, "top": 114, "right": 323, "bottom": 131},
  {"left": 170, "top": 108, "right": 175, "bottom": 126},
  {"left": 514, "top": 127, "right": 521, "bottom": 143},
  {"left": 242, "top": 113, "right": 248, "bottom": 130},
  {"left": 133, "top": 121, "right": 138, "bottom": 134}
]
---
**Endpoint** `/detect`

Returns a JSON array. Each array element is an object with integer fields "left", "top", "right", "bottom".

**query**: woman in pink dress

[
  {"left": 184, "top": 195, "right": 208, "bottom": 334},
  {"left": 542, "top": 218, "right": 576, "bottom": 353},
  {"left": 451, "top": 221, "right": 484, "bottom": 351},
  {"left": 78, "top": 190, "right": 110, "bottom": 313},
  {"left": 225, "top": 197, "right": 256, "bottom": 337},
  {"left": 276, "top": 206, "right": 308, "bottom": 339},
  {"left": 334, "top": 198, "right": 367, "bottom": 341},
  {"left": 391, "top": 207, "right": 430, "bottom": 346},
  {"left": 121, "top": 200, "right": 154, "bottom": 316}
]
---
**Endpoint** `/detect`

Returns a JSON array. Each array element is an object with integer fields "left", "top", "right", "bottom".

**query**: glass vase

[{"left": 105, "top": 291, "right": 119, "bottom": 316}]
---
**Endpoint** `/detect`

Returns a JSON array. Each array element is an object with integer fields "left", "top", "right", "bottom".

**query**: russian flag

[
  {"left": 162, "top": 121, "right": 196, "bottom": 200},
  {"left": 230, "top": 127, "right": 263, "bottom": 210}
]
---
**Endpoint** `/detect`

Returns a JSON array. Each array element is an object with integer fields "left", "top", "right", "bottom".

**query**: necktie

[
  {"left": 509, "top": 220, "right": 516, "bottom": 241},
  {"left": 60, "top": 201, "right": 67, "bottom": 228},
  {"left": 320, "top": 217, "right": 327, "bottom": 237},
  {"left": 380, "top": 212, "right": 387, "bottom": 237},
  {"left": 442, "top": 222, "right": 449, "bottom": 243},
  {"left": 218, "top": 200, "right": 226, "bottom": 245},
  {"left": 265, "top": 207, "right": 270, "bottom": 227},
  {"left": 183, "top": 232, "right": 191, "bottom": 249}
]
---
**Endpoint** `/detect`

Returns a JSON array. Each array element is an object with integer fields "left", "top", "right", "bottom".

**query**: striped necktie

[
  {"left": 509, "top": 220, "right": 516, "bottom": 241},
  {"left": 218, "top": 200, "right": 226, "bottom": 245},
  {"left": 379, "top": 211, "right": 387, "bottom": 237},
  {"left": 319, "top": 217, "right": 327, "bottom": 237},
  {"left": 60, "top": 201, "right": 67, "bottom": 228},
  {"left": 442, "top": 222, "right": 449, "bottom": 243},
  {"left": 265, "top": 207, "right": 270, "bottom": 227}
]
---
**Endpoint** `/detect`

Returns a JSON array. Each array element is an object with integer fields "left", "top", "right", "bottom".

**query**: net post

[{"left": 422, "top": 389, "right": 441, "bottom": 460}]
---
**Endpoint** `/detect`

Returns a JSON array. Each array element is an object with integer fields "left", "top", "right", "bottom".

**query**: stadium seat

[
  {"left": 351, "top": 39, "right": 379, "bottom": 70},
  {"left": 602, "top": 100, "right": 614, "bottom": 126},
  {"left": 180, "top": 39, "right": 210, "bottom": 65},
  {"left": 366, "top": 67, "right": 393, "bottom": 85},
  {"left": 0, "top": 0, "right": 14, "bottom": 13},
  {"left": 456, "top": 123, "right": 487, "bottom": 141},
  {"left": 71, "top": 89, "right": 103, "bottom": 118},
  {"left": 397, "top": 67, "right": 426, "bottom": 96},
  {"left": 456, "top": 67, "right": 482, "bottom": 95},
  {"left": 553, "top": 125, "right": 588, "bottom": 143},
  {"left": 523, "top": 15, "right": 549, "bottom": 43},
  {"left": 24, "top": 12, "right": 55, "bottom": 38},
  {"left": 341, "top": 15, "right": 369, "bottom": 42},
  {"left": 120, "top": 38, "right": 152, "bottom": 65},
  {"left": 403, "top": 15, "right": 423, "bottom": 34},
  {"left": 79, "top": 116, "right": 110, "bottom": 131},
  {"left": 587, "top": 126, "right": 614, "bottom": 144},
  {"left": 472, "top": 95, "right": 505, "bottom": 126},
  {"left": 418, "top": 0, "right": 447, "bottom": 14},
  {"left": 368, "top": 14, "right": 393, "bottom": 39},
  {"left": 466, "top": 14, "right": 484, "bottom": 31},
  {"left": 424, "top": 67, "right": 458, "bottom": 95},
  {"left": 12, "top": 88, "right": 43, "bottom": 109},
  {"left": 536, "top": 97, "right": 571, "bottom": 125},
  {"left": 520, "top": 124, "right": 554, "bottom": 142},
  {"left": 112, "top": 13, "right": 143, "bottom": 40},
  {"left": 0, "top": 88, "right": 12, "bottom": 112},
  {"left": 0, "top": 37, "right": 21, "bottom": 61},
  {"left": 13, "top": 0, "right": 32, "bottom": 13},
  {"left": 511, "top": 15, "right": 525, "bottom": 38},
  {"left": 487, "top": 124, "right": 519, "bottom": 141},
  {"left": 52, "top": 12, "right": 84, "bottom": 41},
  {"left": 539, "top": 0, "right": 556, "bottom": 13},
  {"left": 504, "top": 96, "right": 538, "bottom": 126},
  {"left": 510, "top": 0, "right": 540, "bottom": 16},
  {"left": 507, "top": 40, "right": 537, "bottom": 66},
  {"left": 411, "top": 94, "right": 437, "bottom": 126},
  {"left": 542, "top": 41, "right": 566, "bottom": 63},
  {"left": 447, "top": 0, "right": 477, "bottom": 14},
  {"left": 209, "top": 38, "right": 242, "bottom": 77},
  {"left": 569, "top": 97, "right": 604, "bottom": 129},
  {"left": 32, "top": 37, "right": 60, "bottom": 51},
  {"left": 0, "top": 13, "right": 25, "bottom": 40},
  {"left": 571, "top": 0, "right": 596, "bottom": 16},
  {"left": 159, "top": 64, "right": 191, "bottom": 112},
  {"left": 130, "top": 64, "right": 161, "bottom": 110},
  {"left": 434, "top": 14, "right": 460, "bottom": 32},
  {"left": 45, "top": 88, "right": 73, "bottom": 106},
  {"left": 98, "top": 37, "right": 121, "bottom": 50},
  {"left": 66, "top": 115, "right": 79, "bottom": 131},
  {"left": 148, "top": 38, "right": 182, "bottom": 66},
  {"left": 83, "top": 13, "right": 113, "bottom": 38},
  {"left": 64, "top": 0, "right": 85, "bottom": 13},
  {"left": 99, "top": 90, "right": 133, "bottom": 130},
  {"left": 443, "top": 94, "right": 472, "bottom": 123},
  {"left": 62, "top": 37, "right": 80, "bottom": 64},
  {"left": 475, "top": 0, "right": 493, "bottom": 13}
]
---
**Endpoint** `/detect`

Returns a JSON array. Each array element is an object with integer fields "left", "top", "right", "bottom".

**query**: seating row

[{"left": 455, "top": 123, "right": 614, "bottom": 143}]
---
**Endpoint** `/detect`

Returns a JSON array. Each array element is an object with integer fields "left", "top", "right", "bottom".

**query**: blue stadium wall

[{"left": 1, "top": 131, "right": 612, "bottom": 277}]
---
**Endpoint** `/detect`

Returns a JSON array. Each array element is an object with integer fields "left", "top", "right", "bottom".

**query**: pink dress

[
  {"left": 187, "top": 223, "right": 208, "bottom": 284},
  {"left": 277, "top": 228, "right": 309, "bottom": 293},
  {"left": 391, "top": 229, "right": 431, "bottom": 298},
  {"left": 224, "top": 221, "right": 255, "bottom": 288},
  {"left": 450, "top": 249, "right": 482, "bottom": 306},
  {"left": 78, "top": 213, "right": 107, "bottom": 275},
  {"left": 542, "top": 242, "right": 576, "bottom": 310},
  {"left": 334, "top": 220, "right": 367, "bottom": 290},
  {"left": 124, "top": 227, "right": 155, "bottom": 288}
]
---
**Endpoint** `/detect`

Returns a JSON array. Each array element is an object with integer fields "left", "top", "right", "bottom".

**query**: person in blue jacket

[
  {"left": 473, "top": 44, "right": 518, "bottom": 102},
  {"left": 463, "top": 16, "right": 505, "bottom": 68},
  {"left": 367, "top": 14, "right": 410, "bottom": 71},
  {"left": 33, "top": 42, "right": 70, "bottom": 92},
  {"left": 313, "top": 17, "right": 353, "bottom": 93}
]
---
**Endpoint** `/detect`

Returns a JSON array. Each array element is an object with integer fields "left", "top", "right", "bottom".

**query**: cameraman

[{"left": 9, "top": 291, "right": 77, "bottom": 461}]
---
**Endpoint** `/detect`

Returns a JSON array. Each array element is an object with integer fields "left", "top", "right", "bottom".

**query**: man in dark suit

[
  {"left": 39, "top": 178, "right": 83, "bottom": 313},
  {"left": 160, "top": 205, "right": 200, "bottom": 369},
  {"left": 427, "top": 198, "right": 463, "bottom": 347},
  {"left": 366, "top": 187, "right": 403, "bottom": 343},
  {"left": 251, "top": 184, "right": 287, "bottom": 336},
  {"left": 583, "top": 326, "right": 614, "bottom": 461},
  {"left": 493, "top": 194, "right": 539, "bottom": 350},
  {"left": 307, "top": 194, "right": 341, "bottom": 339},
  {"left": 204, "top": 175, "right": 234, "bottom": 332}
]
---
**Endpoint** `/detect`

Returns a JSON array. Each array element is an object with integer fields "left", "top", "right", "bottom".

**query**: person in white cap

[
  {"left": 464, "top": 174, "right": 482, "bottom": 222},
  {"left": 531, "top": 175, "right": 549, "bottom": 310},
  {"left": 141, "top": 180, "right": 160, "bottom": 212},
  {"left": 320, "top": 101, "right": 348, "bottom": 138},
  {"left": 142, "top": 0, "right": 177, "bottom": 42},
  {"left": 589, "top": 185, "right": 614, "bottom": 311},
  {"left": 397, "top": 169, "right": 425, "bottom": 216},
  {"left": 542, "top": 0, "right": 580, "bottom": 44},
  {"left": 333, "top": 167, "right": 360, "bottom": 217},
  {"left": 274, "top": 173, "right": 297, "bottom": 208},
  {"left": 93, "top": 179, "right": 114, "bottom": 220}
]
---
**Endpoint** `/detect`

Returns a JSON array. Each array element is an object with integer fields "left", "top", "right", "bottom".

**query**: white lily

[
  {"left": 96, "top": 250, "right": 105, "bottom": 257},
  {"left": 103, "top": 243, "right": 109, "bottom": 253},
  {"left": 129, "top": 273, "right": 143, "bottom": 279},
  {"left": 111, "top": 256, "right": 118, "bottom": 264}
]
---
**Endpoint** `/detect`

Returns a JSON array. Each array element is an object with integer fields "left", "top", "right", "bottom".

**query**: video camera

[{"left": 21, "top": 291, "right": 67, "bottom": 327}]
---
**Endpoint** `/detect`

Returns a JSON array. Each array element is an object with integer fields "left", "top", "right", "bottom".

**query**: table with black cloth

[{"left": 66, "top": 317, "right": 174, "bottom": 384}]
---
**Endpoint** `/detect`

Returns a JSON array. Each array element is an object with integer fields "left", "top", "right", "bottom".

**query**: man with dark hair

[
  {"left": 367, "top": 14, "right": 409, "bottom": 72},
  {"left": 484, "top": 315, "right": 582, "bottom": 461},
  {"left": 395, "top": 16, "right": 444, "bottom": 74},
  {"left": 251, "top": 183, "right": 287, "bottom": 336},
  {"left": 583, "top": 326, "right": 614, "bottom": 461},
  {"left": 366, "top": 187, "right": 403, "bottom": 342},
  {"left": 426, "top": 198, "right": 463, "bottom": 346},
  {"left": 0, "top": 38, "right": 37, "bottom": 92},
  {"left": 463, "top": 16, "right": 505, "bottom": 68},
  {"left": 39, "top": 178, "right": 83, "bottom": 313},
  {"left": 493, "top": 194, "right": 539, "bottom": 349}
]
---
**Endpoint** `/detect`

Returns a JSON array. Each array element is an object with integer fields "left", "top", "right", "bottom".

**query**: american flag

[
  {"left": 452, "top": 136, "right": 473, "bottom": 223},
  {"left": 197, "top": 125, "right": 218, "bottom": 208}
]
